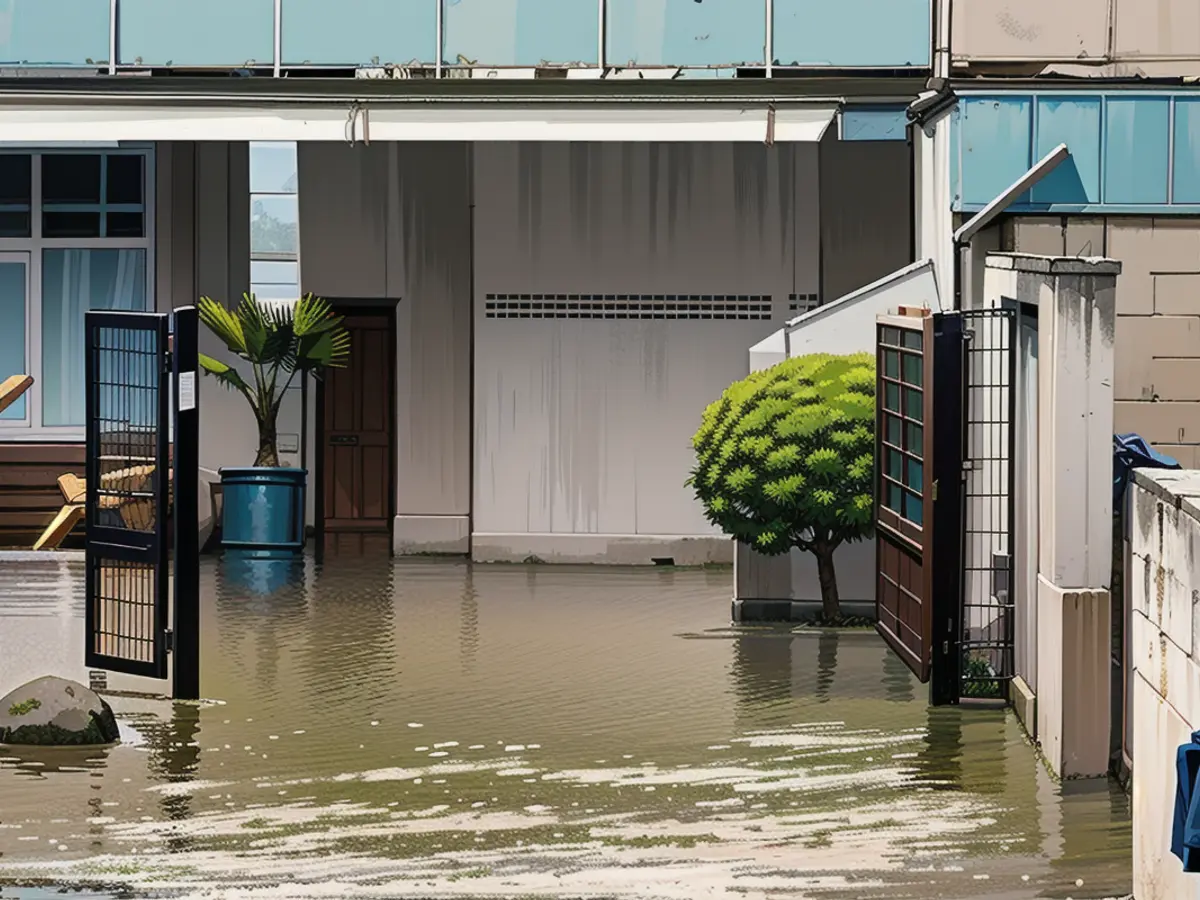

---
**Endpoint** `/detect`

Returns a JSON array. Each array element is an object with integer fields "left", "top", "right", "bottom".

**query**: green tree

[
  {"left": 687, "top": 353, "right": 876, "bottom": 621},
  {"left": 198, "top": 294, "right": 351, "bottom": 468}
]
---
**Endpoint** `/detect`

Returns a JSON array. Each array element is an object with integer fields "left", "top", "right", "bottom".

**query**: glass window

[
  {"left": 0, "top": 261, "right": 27, "bottom": 421},
  {"left": 105, "top": 155, "right": 144, "bottom": 205},
  {"left": 885, "top": 382, "right": 900, "bottom": 413},
  {"left": 886, "top": 482, "right": 902, "bottom": 513},
  {"left": 902, "top": 328, "right": 923, "bottom": 350},
  {"left": 0, "top": 155, "right": 32, "bottom": 238},
  {"left": 43, "top": 154, "right": 102, "bottom": 204},
  {"left": 42, "top": 249, "right": 148, "bottom": 427},
  {"left": 887, "top": 449, "right": 903, "bottom": 481},
  {"left": 44, "top": 210, "right": 102, "bottom": 239},
  {"left": 883, "top": 349, "right": 899, "bottom": 378},
  {"left": 906, "top": 458, "right": 923, "bottom": 491},
  {"left": 906, "top": 422, "right": 923, "bottom": 456},
  {"left": 904, "top": 387, "right": 923, "bottom": 422},
  {"left": 885, "top": 414, "right": 901, "bottom": 446},
  {"left": 904, "top": 490, "right": 923, "bottom": 525},
  {"left": 251, "top": 195, "right": 299, "bottom": 256},
  {"left": 249, "top": 143, "right": 299, "bottom": 194},
  {"left": 902, "top": 351, "right": 922, "bottom": 386}
]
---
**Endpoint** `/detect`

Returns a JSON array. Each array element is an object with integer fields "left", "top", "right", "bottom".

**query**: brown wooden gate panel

[
  {"left": 874, "top": 314, "right": 935, "bottom": 684},
  {"left": 318, "top": 310, "right": 395, "bottom": 556}
]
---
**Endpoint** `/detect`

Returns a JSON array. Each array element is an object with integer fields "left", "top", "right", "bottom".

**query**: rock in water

[{"left": 0, "top": 676, "right": 120, "bottom": 746}]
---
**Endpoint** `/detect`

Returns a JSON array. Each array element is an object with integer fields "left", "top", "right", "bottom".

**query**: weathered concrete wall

[
  {"left": 1130, "top": 468, "right": 1200, "bottom": 900},
  {"left": 1007, "top": 216, "right": 1200, "bottom": 468}
]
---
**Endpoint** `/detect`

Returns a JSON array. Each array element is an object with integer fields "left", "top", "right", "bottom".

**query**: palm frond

[{"left": 197, "top": 296, "right": 247, "bottom": 356}]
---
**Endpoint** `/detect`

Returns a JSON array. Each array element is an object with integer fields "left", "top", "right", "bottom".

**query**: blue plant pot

[{"left": 219, "top": 467, "right": 307, "bottom": 559}]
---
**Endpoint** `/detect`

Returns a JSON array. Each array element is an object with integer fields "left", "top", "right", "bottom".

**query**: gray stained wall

[
  {"left": 1008, "top": 217, "right": 1200, "bottom": 468},
  {"left": 291, "top": 138, "right": 910, "bottom": 559}
]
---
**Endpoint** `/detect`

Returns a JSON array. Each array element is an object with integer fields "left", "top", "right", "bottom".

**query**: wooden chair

[
  {"left": 33, "top": 465, "right": 174, "bottom": 550},
  {"left": 0, "top": 374, "right": 33, "bottom": 416}
]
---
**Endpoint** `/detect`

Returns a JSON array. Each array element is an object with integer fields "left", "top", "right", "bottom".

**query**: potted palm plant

[{"left": 198, "top": 293, "right": 350, "bottom": 558}]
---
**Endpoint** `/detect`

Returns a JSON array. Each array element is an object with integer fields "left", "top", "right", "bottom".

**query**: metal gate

[
  {"left": 955, "top": 308, "right": 1017, "bottom": 702},
  {"left": 84, "top": 311, "right": 172, "bottom": 679}
]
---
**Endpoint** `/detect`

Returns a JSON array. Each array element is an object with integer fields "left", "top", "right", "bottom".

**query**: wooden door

[{"left": 320, "top": 311, "right": 394, "bottom": 556}]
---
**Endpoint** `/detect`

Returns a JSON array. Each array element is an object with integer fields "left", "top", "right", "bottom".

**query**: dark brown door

[{"left": 320, "top": 311, "right": 394, "bottom": 556}]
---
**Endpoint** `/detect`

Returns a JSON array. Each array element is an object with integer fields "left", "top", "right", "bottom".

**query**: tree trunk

[
  {"left": 814, "top": 544, "right": 840, "bottom": 622},
  {"left": 254, "top": 414, "right": 280, "bottom": 468}
]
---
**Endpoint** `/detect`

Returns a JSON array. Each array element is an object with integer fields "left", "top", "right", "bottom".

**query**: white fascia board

[{"left": 0, "top": 102, "right": 840, "bottom": 143}]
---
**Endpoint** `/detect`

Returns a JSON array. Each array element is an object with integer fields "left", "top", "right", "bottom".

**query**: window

[
  {"left": 249, "top": 142, "right": 299, "bottom": 301},
  {"left": 879, "top": 324, "right": 925, "bottom": 528},
  {"left": 0, "top": 148, "right": 153, "bottom": 438}
]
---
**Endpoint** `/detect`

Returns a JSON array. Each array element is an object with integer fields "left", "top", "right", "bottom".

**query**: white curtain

[{"left": 42, "top": 248, "right": 146, "bottom": 426}]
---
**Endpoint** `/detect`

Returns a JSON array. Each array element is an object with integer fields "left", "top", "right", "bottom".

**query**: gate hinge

[{"left": 164, "top": 629, "right": 174, "bottom": 653}]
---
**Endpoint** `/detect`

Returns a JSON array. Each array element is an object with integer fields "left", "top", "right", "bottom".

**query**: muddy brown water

[{"left": 0, "top": 556, "right": 1131, "bottom": 899}]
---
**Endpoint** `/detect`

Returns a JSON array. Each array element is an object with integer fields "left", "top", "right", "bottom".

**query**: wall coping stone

[
  {"left": 1132, "top": 467, "right": 1200, "bottom": 523},
  {"left": 984, "top": 252, "right": 1122, "bottom": 276}
]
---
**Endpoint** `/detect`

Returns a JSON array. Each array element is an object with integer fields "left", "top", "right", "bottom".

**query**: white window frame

[{"left": 0, "top": 145, "right": 155, "bottom": 442}]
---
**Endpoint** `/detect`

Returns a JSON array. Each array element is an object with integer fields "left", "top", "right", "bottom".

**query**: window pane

[
  {"left": 887, "top": 449, "right": 902, "bottom": 481},
  {"left": 902, "top": 351, "right": 922, "bottom": 386},
  {"left": 904, "top": 387, "right": 923, "bottom": 422},
  {"left": 880, "top": 326, "right": 900, "bottom": 346},
  {"left": 250, "top": 260, "right": 300, "bottom": 285},
  {"left": 251, "top": 195, "right": 299, "bottom": 256},
  {"left": 106, "top": 212, "right": 145, "bottom": 238},
  {"left": 886, "top": 482, "right": 902, "bottom": 514},
  {"left": 884, "top": 382, "right": 900, "bottom": 413},
  {"left": 0, "top": 211, "right": 30, "bottom": 238},
  {"left": 105, "top": 155, "right": 144, "bottom": 205},
  {"left": 249, "top": 142, "right": 299, "bottom": 194},
  {"left": 906, "top": 422, "right": 923, "bottom": 456},
  {"left": 250, "top": 282, "right": 300, "bottom": 300},
  {"left": 906, "top": 458, "right": 923, "bottom": 491},
  {"left": 882, "top": 349, "right": 899, "bottom": 378},
  {"left": 886, "top": 413, "right": 901, "bottom": 446},
  {"left": 42, "top": 249, "right": 148, "bottom": 427},
  {"left": 42, "top": 154, "right": 102, "bottom": 204},
  {"left": 44, "top": 210, "right": 101, "bottom": 238},
  {"left": 0, "top": 155, "right": 32, "bottom": 205},
  {"left": 902, "top": 328, "right": 923, "bottom": 350},
  {"left": 904, "top": 490, "right": 923, "bottom": 525},
  {"left": 0, "top": 262, "right": 27, "bottom": 421}
]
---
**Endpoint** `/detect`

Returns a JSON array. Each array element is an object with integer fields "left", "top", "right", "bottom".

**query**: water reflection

[{"left": 0, "top": 557, "right": 1133, "bottom": 898}]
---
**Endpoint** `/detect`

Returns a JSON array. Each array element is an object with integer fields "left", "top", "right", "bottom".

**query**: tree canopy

[{"left": 688, "top": 352, "right": 876, "bottom": 557}]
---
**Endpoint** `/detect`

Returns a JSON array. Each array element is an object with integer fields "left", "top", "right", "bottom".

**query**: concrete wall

[
  {"left": 1129, "top": 468, "right": 1200, "bottom": 900},
  {"left": 470, "top": 142, "right": 819, "bottom": 565},
  {"left": 984, "top": 253, "right": 1118, "bottom": 779},
  {"left": 1007, "top": 216, "right": 1200, "bottom": 468},
  {"left": 951, "top": 0, "right": 1200, "bottom": 75},
  {"left": 296, "top": 142, "right": 474, "bottom": 553}
]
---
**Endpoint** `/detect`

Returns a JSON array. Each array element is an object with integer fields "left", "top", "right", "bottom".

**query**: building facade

[{"left": 0, "top": 1, "right": 929, "bottom": 558}]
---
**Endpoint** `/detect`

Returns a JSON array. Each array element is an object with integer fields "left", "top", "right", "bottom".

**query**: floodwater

[{"left": 0, "top": 556, "right": 1131, "bottom": 899}]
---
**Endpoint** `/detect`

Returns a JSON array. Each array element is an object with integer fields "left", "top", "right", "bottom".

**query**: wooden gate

[{"left": 874, "top": 311, "right": 967, "bottom": 705}]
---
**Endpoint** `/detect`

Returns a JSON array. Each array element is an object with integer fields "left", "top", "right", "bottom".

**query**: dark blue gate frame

[
  {"left": 84, "top": 307, "right": 200, "bottom": 696},
  {"left": 84, "top": 310, "right": 172, "bottom": 680}
]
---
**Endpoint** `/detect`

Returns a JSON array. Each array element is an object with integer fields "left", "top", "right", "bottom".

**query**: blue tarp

[
  {"left": 1113, "top": 433, "right": 1181, "bottom": 507},
  {"left": 1174, "top": 730, "right": 1200, "bottom": 871}
]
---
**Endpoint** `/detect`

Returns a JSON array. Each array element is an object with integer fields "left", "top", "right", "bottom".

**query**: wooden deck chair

[
  {"left": 0, "top": 374, "right": 33, "bottom": 415},
  {"left": 33, "top": 464, "right": 174, "bottom": 550}
]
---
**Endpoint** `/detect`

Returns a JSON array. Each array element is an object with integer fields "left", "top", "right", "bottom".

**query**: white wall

[
  {"left": 471, "top": 142, "right": 820, "bottom": 563},
  {"left": 914, "top": 113, "right": 955, "bottom": 308},
  {"left": 1130, "top": 469, "right": 1200, "bottom": 900}
]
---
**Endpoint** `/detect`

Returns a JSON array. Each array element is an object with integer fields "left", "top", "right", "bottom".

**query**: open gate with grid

[
  {"left": 84, "top": 311, "right": 172, "bottom": 679},
  {"left": 956, "top": 308, "right": 1017, "bottom": 702}
]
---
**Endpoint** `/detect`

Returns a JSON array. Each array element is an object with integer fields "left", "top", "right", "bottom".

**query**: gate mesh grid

[{"left": 959, "top": 309, "right": 1016, "bottom": 700}]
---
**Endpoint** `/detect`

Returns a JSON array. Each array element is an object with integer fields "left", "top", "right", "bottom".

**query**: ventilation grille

[
  {"left": 484, "top": 293, "right": 773, "bottom": 320},
  {"left": 789, "top": 293, "right": 821, "bottom": 313}
]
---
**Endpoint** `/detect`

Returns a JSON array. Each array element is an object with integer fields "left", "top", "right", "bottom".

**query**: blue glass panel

[
  {"left": 0, "top": 261, "right": 27, "bottom": 420},
  {"left": 444, "top": 0, "right": 597, "bottom": 67},
  {"left": 0, "top": 0, "right": 109, "bottom": 66},
  {"left": 958, "top": 97, "right": 1032, "bottom": 207},
  {"left": 42, "top": 249, "right": 147, "bottom": 427},
  {"left": 1031, "top": 96, "right": 1102, "bottom": 205},
  {"left": 118, "top": 0, "right": 274, "bottom": 67},
  {"left": 281, "top": 0, "right": 435, "bottom": 66},
  {"left": 903, "top": 490, "right": 923, "bottom": 526},
  {"left": 1174, "top": 99, "right": 1200, "bottom": 204},
  {"left": 606, "top": 0, "right": 764, "bottom": 68},
  {"left": 1104, "top": 98, "right": 1169, "bottom": 205},
  {"left": 841, "top": 106, "right": 909, "bottom": 142},
  {"left": 774, "top": 0, "right": 930, "bottom": 67}
]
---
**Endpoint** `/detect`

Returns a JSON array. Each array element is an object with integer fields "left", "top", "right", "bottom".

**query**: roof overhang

[{"left": 0, "top": 101, "right": 841, "bottom": 143}]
